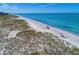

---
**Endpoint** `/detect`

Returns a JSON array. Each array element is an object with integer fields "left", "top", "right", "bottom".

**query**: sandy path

[{"left": 7, "top": 31, "right": 20, "bottom": 39}]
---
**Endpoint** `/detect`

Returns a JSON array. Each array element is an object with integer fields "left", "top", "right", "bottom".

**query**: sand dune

[{"left": 15, "top": 16, "right": 79, "bottom": 48}]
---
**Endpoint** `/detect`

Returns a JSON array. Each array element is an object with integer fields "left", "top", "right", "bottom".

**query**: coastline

[{"left": 15, "top": 15, "right": 79, "bottom": 48}]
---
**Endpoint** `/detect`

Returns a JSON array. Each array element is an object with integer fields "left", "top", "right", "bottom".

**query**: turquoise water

[{"left": 15, "top": 13, "right": 79, "bottom": 35}]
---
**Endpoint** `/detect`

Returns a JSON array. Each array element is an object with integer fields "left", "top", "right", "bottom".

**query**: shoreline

[{"left": 15, "top": 15, "right": 79, "bottom": 48}]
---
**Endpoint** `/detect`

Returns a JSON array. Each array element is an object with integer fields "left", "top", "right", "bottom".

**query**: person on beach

[
  {"left": 46, "top": 26, "right": 50, "bottom": 29},
  {"left": 60, "top": 33, "right": 65, "bottom": 38}
]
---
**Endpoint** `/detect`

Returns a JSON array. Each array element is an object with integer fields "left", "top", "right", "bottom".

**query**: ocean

[{"left": 15, "top": 13, "right": 79, "bottom": 35}]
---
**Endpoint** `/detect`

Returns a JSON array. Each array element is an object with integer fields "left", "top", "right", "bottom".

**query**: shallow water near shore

[{"left": 15, "top": 13, "right": 79, "bottom": 36}]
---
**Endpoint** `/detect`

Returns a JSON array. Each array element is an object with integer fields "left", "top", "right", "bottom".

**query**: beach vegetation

[
  {"left": 31, "top": 52, "right": 40, "bottom": 55},
  {"left": 0, "top": 13, "right": 79, "bottom": 55}
]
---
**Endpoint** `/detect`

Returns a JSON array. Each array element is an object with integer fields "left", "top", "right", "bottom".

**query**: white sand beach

[{"left": 15, "top": 16, "right": 79, "bottom": 48}]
